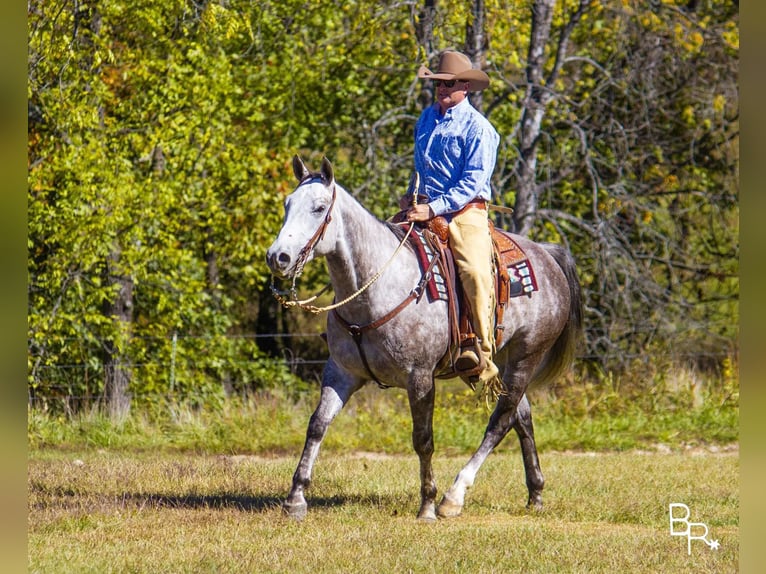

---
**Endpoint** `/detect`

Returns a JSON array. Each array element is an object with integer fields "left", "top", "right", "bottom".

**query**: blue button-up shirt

[{"left": 414, "top": 98, "right": 500, "bottom": 219}]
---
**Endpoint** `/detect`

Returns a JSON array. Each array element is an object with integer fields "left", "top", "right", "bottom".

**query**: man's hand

[{"left": 406, "top": 204, "right": 434, "bottom": 222}]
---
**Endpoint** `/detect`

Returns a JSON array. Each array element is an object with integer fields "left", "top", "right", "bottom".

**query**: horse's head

[{"left": 266, "top": 155, "right": 338, "bottom": 278}]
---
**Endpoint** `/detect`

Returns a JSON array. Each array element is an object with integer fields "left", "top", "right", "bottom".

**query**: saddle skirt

[{"left": 398, "top": 219, "right": 538, "bottom": 380}]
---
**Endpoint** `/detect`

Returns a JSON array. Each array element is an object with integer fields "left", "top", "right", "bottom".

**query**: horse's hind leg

[
  {"left": 284, "top": 361, "right": 363, "bottom": 520},
  {"left": 437, "top": 353, "right": 547, "bottom": 518},
  {"left": 437, "top": 390, "right": 520, "bottom": 518},
  {"left": 513, "top": 393, "right": 545, "bottom": 510}
]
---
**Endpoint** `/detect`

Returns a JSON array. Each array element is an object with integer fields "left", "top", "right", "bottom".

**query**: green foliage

[{"left": 28, "top": 0, "right": 738, "bottom": 407}]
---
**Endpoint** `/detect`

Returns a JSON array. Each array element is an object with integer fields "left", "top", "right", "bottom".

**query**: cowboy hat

[{"left": 417, "top": 50, "right": 490, "bottom": 92}]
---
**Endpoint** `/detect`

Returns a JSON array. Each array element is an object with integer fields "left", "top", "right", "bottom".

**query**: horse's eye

[{"left": 312, "top": 204, "right": 327, "bottom": 215}]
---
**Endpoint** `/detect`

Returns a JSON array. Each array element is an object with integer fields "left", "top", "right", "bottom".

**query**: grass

[
  {"left": 28, "top": 368, "right": 739, "bottom": 455},
  {"left": 29, "top": 449, "right": 738, "bottom": 573},
  {"left": 28, "top": 364, "right": 739, "bottom": 572}
]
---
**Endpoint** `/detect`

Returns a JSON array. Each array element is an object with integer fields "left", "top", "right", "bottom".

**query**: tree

[
  {"left": 28, "top": 0, "right": 738, "bottom": 411},
  {"left": 510, "top": 0, "right": 590, "bottom": 237},
  {"left": 493, "top": 0, "right": 737, "bottom": 368},
  {"left": 28, "top": 0, "right": 302, "bottom": 413}
]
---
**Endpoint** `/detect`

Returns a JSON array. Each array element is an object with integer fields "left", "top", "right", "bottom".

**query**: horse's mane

[
  {"left": 386, "top": 220, "right": 409, "bottom": 240},
  {"left": 300, "top": 172, "right": 331, "bottom": 186},
  {"left": 385, "top": 220, "right": 420, "bottom": 254},
  {"left": 299, "top": 167, "right": 416, "bottom": 252}
]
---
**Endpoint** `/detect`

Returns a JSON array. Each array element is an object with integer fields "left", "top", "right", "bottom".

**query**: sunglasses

[{"left": 434, "top": 79, "right": 459, "bottom": 88}]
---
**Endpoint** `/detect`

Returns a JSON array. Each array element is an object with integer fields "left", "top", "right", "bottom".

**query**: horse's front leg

[
  {"left": 284, "top": 361, "right": 363, "bottom": 520},
  {"left": 407, "top": 373, "right": 437, "bottom": 522}
]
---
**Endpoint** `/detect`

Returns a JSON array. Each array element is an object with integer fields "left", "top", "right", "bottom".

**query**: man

[{"left": 403, "top": 50, "right": 500, "bottom": 385}]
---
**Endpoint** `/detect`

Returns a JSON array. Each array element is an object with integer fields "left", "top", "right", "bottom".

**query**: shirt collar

[{"left": 438, "top": 98, "right": 470, "bottom": 119}]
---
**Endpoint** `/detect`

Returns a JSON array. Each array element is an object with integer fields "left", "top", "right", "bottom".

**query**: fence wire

[{"left": 28, "top": 331, "right": 736, "bottom": 409}]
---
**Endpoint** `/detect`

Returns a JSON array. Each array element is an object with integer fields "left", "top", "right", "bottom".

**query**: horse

[{"left": 266, "top": 156, "right": 583, "bottom": 521}]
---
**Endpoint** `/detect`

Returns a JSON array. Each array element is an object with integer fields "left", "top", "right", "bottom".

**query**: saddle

[{"left": 393, "top": 210, "right": 537, "bottom": 383}]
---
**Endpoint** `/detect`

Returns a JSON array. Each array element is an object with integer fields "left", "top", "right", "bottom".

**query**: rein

[
  {"left": 270, "top": 176, "right": 420, "bottom": 315},
  {"left": 270, "top": 173, "right": 430, "bottom": 388},
  {"left": 270, "top": 221, "right": 417, "bottom": 314}
]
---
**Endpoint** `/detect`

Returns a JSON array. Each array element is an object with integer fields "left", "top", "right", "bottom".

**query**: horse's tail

[{"left": 531, "top": 243, "right": 584, "bottom": 386}]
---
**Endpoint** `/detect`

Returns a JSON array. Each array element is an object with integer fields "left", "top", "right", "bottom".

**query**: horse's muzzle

[{"left": 266, "top": 245, "right": 294, "bottom": 278}]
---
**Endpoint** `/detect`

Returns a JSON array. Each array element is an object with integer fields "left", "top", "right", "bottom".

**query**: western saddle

[{"left": 391, "top": 207, "right": 530, "bottom": 383}]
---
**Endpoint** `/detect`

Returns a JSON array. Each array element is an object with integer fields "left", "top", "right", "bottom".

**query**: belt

[
  {"left": 409, "top": 195, "right": 488, "bottom": 217},
  {"left": 455, "top": 198, "right": 488, "bottom": 216},
  {"left": 465, "top": 197, "right": 488, "bottom": 208}
]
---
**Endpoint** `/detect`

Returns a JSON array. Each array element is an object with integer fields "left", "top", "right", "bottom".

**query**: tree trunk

[
  {"left": 415, "top": 0, "right": 436, "bottom": 59},
  {"left": 203, "top": 228, "right": 235, "bottom": 396},
  {"left": 512, "top": 0, "right": 555, "bottom": 237},
  {"left": 415, "top": 0, "right": 437, "bottom": 112},
  {"left": 102, "top": 247, "right": 134, "bottom": 421},
  {"left": 465, "top": 0, "right": 487, "bottom": 113},
  {"left": 512, "top": 0, "right": 589, "bottom": 236}
]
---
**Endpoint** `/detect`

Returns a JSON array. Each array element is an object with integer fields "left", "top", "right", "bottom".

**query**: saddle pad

[
  {"left": 489, "top": 227, "right": 537, "bottom": 297},
  {"left": 508, "top": 259, "right": 538, "bottom": 297},
  {"left": 408, "top": 227, "right": 538, "bottom": 301},
  {"left": 492, "top": 226, "right": 527, "bottom": 267},
  {"left": 409, "top": 228, "right": 449, "bottom": 302}
]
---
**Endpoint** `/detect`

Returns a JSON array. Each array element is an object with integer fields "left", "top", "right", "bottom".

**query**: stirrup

[
  {"left": 454, "top": 336, "right": 486, "bottom": 378},
  {"left": 455, "top": 349, "right": 480, "bottom": 371}
]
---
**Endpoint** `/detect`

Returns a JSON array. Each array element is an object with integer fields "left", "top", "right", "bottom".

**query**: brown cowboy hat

[{"left": 417, "top": 50, "right": 490, "bottom": 92}]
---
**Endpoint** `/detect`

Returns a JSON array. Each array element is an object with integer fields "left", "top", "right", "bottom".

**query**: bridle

[
  {"left": 270, "top": 174, "right": 436, "bottom": 388},
  {"left": 269, "top": 175, "right": 336, "bottom": 306},
  {"left": 293, "top": 176, "right": 337, "bottom": 279},
  {"left": 270, "top": 175, "right": 417, "bottom": 315}
]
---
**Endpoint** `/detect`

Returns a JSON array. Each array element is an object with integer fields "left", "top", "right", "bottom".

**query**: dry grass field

[{"left": 29, "top": 447, "right": 738, "bottom": 573}]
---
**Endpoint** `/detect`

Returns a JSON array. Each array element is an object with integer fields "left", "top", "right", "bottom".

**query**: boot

[{"left": 455, "top": 348, "right": 481, "bottom": 372}]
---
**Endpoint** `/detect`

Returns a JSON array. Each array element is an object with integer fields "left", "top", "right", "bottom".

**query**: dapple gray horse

[{"left": 266, "top": 156, "right": 582, "bottom": 521}]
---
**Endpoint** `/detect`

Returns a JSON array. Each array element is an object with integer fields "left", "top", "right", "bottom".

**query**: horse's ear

[
  {"left": 292, "top": 155, "right": 310, "bottom": 182},
  {"left": 320, "top": 156, "right": 334, "bottom": 184}
]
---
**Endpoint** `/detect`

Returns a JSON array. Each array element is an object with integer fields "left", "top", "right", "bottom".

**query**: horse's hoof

[
  {"left": 417, "top": 506, "right": 437, "bottom": 522},
  {"left": 526, "top": 497, "right": 544, "bottom": 512},
  {"left": 282, "top": 500, "right": 308, "bottom": 520},
  {"left": 436, "top": 495, "right": 463, "bottom": 518}
]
